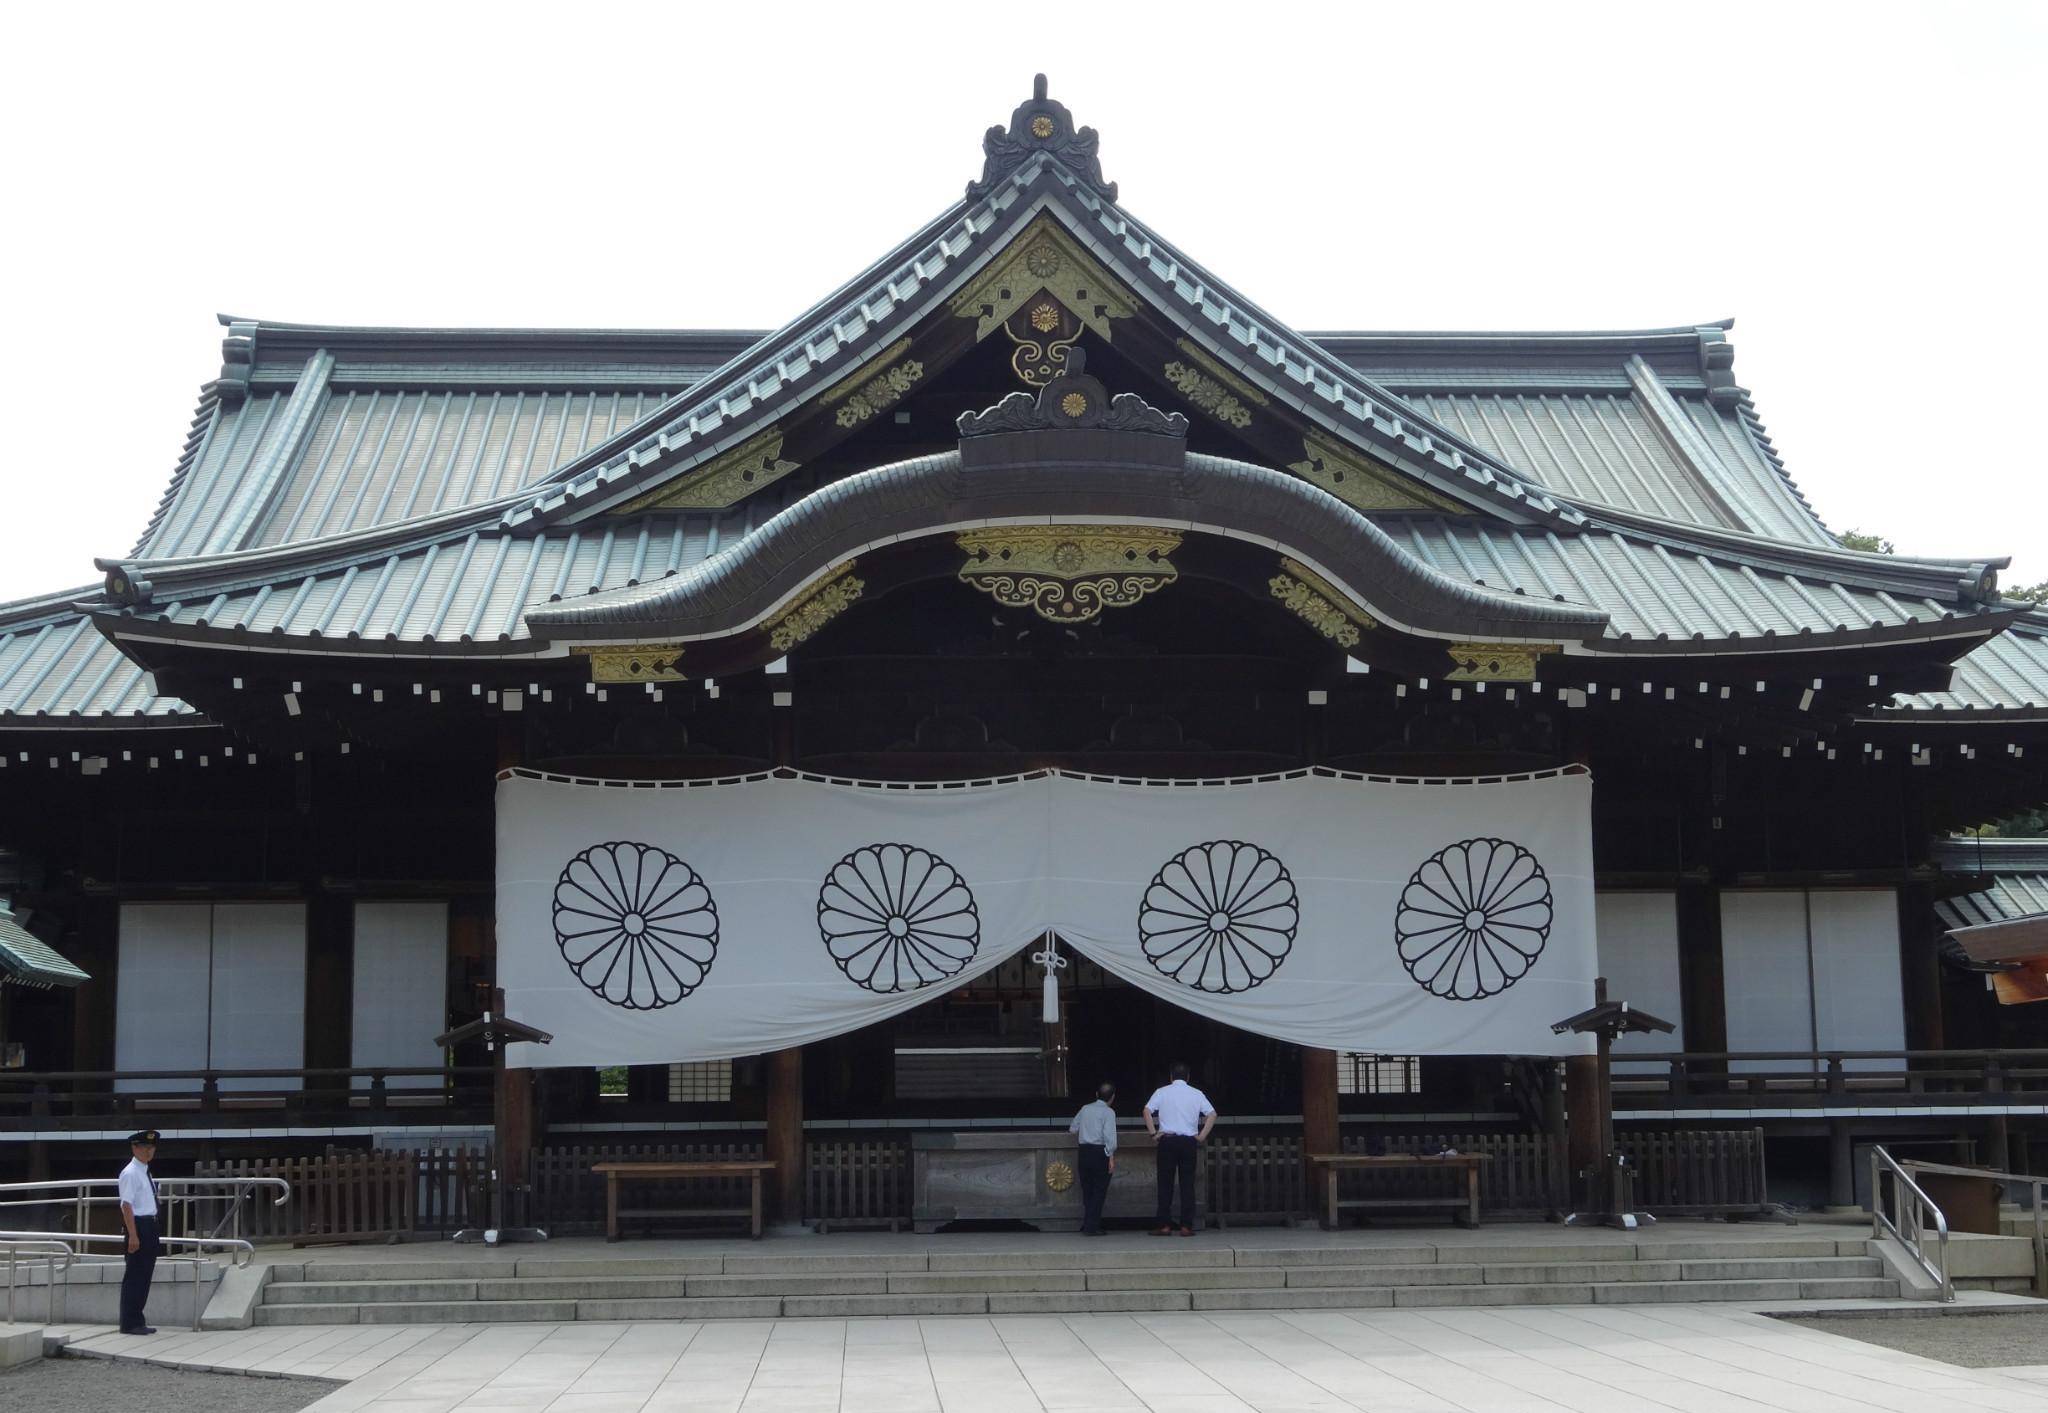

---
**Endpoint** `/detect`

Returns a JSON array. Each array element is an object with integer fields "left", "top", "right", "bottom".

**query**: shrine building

[{"left": 1, "top": 78, "right": 2043, "bottom": 1225}]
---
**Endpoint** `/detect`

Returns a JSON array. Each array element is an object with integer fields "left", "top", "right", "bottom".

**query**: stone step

[
  {"left": 357, "top": 1299, "right": 579, "bottom": 1325},
  {"left": 1282, "top": 1263, "right": 1490, "bottom": 1288},
  {"left": 888, "top": 1271, "right": 1085, "bottom": 1294},
  {"left": 255, "top": 1303, "right": 361, "bottom": 1326},
  {"left": 573, "top": 1296, "right": 786, "bottom": 1321},
  {"left": 1086, "top": 1266, "right": 1287, "bottom": 1290},
  {"left": 1677, "top": 1257, "right": 1884, "bottom": 1282},
  {"left": 782, "top": 1293, "right": 991, "bottom": 1318},
  {"left": 268, "top": 1280, "right": 479, "bottom": 1305},
  {"left": 282, "top": 1260, "right": 504, "bottom": 1284},
  {"left": 988, "top": 1290, "right": 1192, "bottom": 1314},
  {"left": 926, "top": 1246, "right": 1236, "bottom": 1271}
]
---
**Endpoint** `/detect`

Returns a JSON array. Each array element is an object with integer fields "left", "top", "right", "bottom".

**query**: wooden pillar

[
  {"left": 1676, "top": 885, "right": 1727, "bottom": 1059},
  {"left": 1896, "top": 883, "right": 1945, "bottom": 1052},
  {"left": 1827, "top": 1118, "right": 1856, "bottom": 1210},
  {"left": 493, "top": 722, "right": 536, "bottom": 1191},
  {"left": 1301, "top": 1047, "right": 1340, "bottom": 1210},
  {"left": 1565, "top": 1054, "right": 1603, "bottom": 1184},
  {"left": 764, "top": 1046, "right": 804, "bottom": 1224}
]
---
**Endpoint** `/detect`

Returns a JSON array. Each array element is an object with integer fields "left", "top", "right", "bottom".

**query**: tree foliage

[{"left": 1839, "top": 529, "right": 1896, "bottom": 555}]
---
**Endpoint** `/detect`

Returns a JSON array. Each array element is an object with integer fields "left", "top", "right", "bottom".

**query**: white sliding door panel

[
  {"left": 1594, "top": 892, "right": 1684, "bottom": 1070},
  {"left": 1720, "top": 891, "right": 1815, "bottom": 1072},
  {"left": 208, "top": 903, "right": 306, "bottom": 1091},
  {"left": 115, "top": 904, "right": 212, "bottom": 1092},
  {"left": 1809, "top": 889, "right": 1904, "bottom": 1068},
  {"left": 351, "top": 901, "right": 448, "bottom": 1089}
]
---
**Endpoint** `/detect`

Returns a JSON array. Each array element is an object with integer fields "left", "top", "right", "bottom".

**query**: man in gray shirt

[{"left": 1067, "top": 1082, "right": 1118, "bottom": 1235}]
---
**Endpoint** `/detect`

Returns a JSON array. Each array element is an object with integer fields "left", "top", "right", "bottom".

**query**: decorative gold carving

[
  {"left": 1003, "top": 299, "right": 1083, "bottom": 386},
  {"left": 816, "top": 338, "right": 923, "bottom": 428},
  {"left": 579, "top": 644, "right": 687, "bottom": 683},
  {"left": 616, "top": 426, "right": 801, "bottom": 513},
  {"left": 1060, "top": 392, "right": 1089, "bottom": 417},
  {"left": 950, "top": 216, "right": 1137, "bottom": 344},
  {"left": 1445, "top": 642, "right": 1557, "bottom": 683},
  {"left": 957, "top": 525, "right": 1180, "bottom": 624},
  {"left": 1043, "top": 1159, "right": 1075, "bottom": 1192},
  {"left": 1173, "top": 340, "right": 1268, "bottom": 407},
  {"left": 1269, "top": 557, "right": 1375, "bottom": 648},
  {"left": 1030, "top": 115, "right": 1055, "bottom": 139},
  {"left": 833, "top": 365, "right": 922, "bottom": 428},
  {"left": 1163, "top": 360, "right": 1254, "bottom": 428},
  {"left": 769, "top": 562, "right": 864, "bottom": 652},
  {"left": 1287, "top": 434, "right": 1462, "bottom": 514}
]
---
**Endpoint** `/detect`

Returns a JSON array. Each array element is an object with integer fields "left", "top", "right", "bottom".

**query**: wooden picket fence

[
  {"left": 526, "top": 1142, "right": 765, "bottom": 1234},
  {"left": 806, "top": 1138, "right": 910, "bottom": 1231},
  {"left": 1621, "top": 1128, "right": 1773, "bottom": 1216},
  {"left": 1337, "top": 1131, "right": 1569, "bottom": 1219},
  {"left": 195, "top": 1150, "right": 416, "bottom": 1245},
  {"left": 1206, "top": 1132, "right": 1305, "bottom": 1226}
]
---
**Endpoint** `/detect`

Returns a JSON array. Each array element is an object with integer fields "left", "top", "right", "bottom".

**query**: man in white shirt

[
  {"left": 1142, "top": 1063, "right": 1215, "bottom": 1235},
  {"left": 118, "top": 1129, "right": 161, "bottom": 1335}
]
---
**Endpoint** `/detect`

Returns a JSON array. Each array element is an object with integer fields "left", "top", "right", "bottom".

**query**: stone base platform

[{"left": 222, "top": 1222, "right": 1919, "bottom": 1325}]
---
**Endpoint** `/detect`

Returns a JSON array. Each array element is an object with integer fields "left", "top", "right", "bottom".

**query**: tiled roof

[
  {"left": 0, "top": 589, "right": 195, "bottom": 725},
  {"left": 509, "top": 158, "right": 1583, "bottom": 531},
  {"left": 0, "top": 906, "right": 90, "bottom": 989},
  {"left": 1880, "top": 619, "right": 2048, "bottom": 717},
  {"left": 1932, "top": 839, "right": 2048, "bottom": 929},
  {"left": 128, "top": 323, "right": 748, "bottom": 561},
  {"left": 1324, "top": 326, "right": 1833, "bottom": 549},
  {"left": 1391, "top": 517, "right": 2002, "bottom": 647}
]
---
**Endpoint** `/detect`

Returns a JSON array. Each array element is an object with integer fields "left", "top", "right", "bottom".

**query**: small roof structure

[{"left": 0, "top": 905, "right": 89, "bottom": 990}]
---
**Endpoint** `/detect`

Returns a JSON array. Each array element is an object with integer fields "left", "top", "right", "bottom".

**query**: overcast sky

[{"left": 2, "top": 1, "right": 2041, "bottom": 604}]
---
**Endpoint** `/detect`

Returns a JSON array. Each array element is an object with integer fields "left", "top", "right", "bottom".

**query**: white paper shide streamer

[{"left": 496, "top": 769, "right": 1598, "bottom": 1065}]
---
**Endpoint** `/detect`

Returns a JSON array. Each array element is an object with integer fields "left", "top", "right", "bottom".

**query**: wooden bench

[
  {"left": 592, "top": 1160, "right": 778, "bottom": 1240},
  {"left": 1309, "top": 1152, "right": 1487, "bottom": 1229}
]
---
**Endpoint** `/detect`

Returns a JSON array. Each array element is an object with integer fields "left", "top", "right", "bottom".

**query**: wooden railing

[
  {"left": 1621, "top": 1129, "right": 1773, "bottom": 1217},
  {"left": 0, "top": 1066, "right": 494, "bottom": 1131},
  {"left": 1612, "top": 1049, "right": 2048, "bottom": 1105},
  {"left": 179, "top": 1124, "right": 1773, "bottom": 1241},
  {"left": 806, "top": 1138, "right": 910, "bottom": 1231}
]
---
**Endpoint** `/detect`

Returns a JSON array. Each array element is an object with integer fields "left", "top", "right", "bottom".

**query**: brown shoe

[
  {"left": 1149, "top": 1225, "right": 1174, "bottom": 1236},
  {"left": 1177, "top": 1226, "right": 1196, "bottom": 1237}
]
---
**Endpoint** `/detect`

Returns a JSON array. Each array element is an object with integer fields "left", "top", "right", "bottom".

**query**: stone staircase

[{"left": 254, "top": 1235, "right": 1896, "bottom": 1324}]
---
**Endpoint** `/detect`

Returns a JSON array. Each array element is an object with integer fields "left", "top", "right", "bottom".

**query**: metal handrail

[
  {"left": 2, "top": 1239, "right": 228, "bottom": 1331},
  {"left": 0, "top": 1176, "right": 290, "bottom": 1248},
  {"left": 1870, "top": 1145, "right": 1953, "bottom": 1302},
  {"left": 1900, "top": 1158, "right": 2048, "bottom": 1297}
]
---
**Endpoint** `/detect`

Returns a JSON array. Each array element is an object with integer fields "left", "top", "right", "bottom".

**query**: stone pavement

[{"left": 48, "top": 1302, "right": 2048, "bottom": 1412}]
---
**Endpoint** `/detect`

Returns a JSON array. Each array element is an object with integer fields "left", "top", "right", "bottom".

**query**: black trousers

[
  {"left": 1077, "top": 1143, "right": 1112, "bottom": 1232},
  {"left": 1155, "top": 1134, "right": 1198, "bottom": 1229},
  {"left": 121, "top": 1215, "right": 159, "bottom": 1330}
]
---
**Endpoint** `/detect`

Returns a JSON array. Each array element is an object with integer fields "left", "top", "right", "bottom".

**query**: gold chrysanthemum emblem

[
  {"left": 1031, "top": 303, "right": 1061, "bottom": 333},
  {"left": 1025, "top": 244, "right": 1061, "bottom": 278},
  {"left": 1031, "top": 115, "right": 1055, "bottom": 139},
  {"left": 1044, "top": 1160, "right": 1075, "bottom": 1192},
  {"left": 1060, "top": 392, "right": 1088, "bottom": 418}
]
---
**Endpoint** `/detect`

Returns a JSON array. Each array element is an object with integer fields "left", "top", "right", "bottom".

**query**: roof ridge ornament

[
  {"left": 956, "top": 348, "right": 1186, "bottom": 438},
  {"left": 967, "top": 74, "right": 1118, "bottom": 202}
]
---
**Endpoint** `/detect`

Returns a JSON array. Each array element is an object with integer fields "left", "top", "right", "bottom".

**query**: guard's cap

[{"left": 128, "top": 1129, "right": 159, "bottom": 1146}]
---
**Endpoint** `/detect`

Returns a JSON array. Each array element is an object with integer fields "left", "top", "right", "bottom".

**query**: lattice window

[
  {"left": 1337, "top": 1053, "right": 1420, "bottom": 1095},
  {"left": 667, "top": 1060, "right": 734, "bottom": 1103}
]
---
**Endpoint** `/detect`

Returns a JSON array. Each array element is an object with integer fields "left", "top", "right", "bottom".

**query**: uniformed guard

[{"left": 117, "top": 1129, "right": 161, "bottom": 1335}]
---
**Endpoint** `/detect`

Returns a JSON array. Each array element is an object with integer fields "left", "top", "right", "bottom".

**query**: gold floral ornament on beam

[
  {"left": 1269, "top": 558, "right": 1374, "bottom": 649},
  {"left": 1043, "top": 1160, "right": 1075, "bottom": 1192},
  {"left": 769, "top": 562, "right": 865, "bottom": 653},
  {"left": 957, "top": 526, "right": 1181, "bottom": 625}
]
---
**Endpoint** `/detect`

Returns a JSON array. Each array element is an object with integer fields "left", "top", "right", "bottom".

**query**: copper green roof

[{"left": 0, "top": 908, "right": 89, "bottom": 989}]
